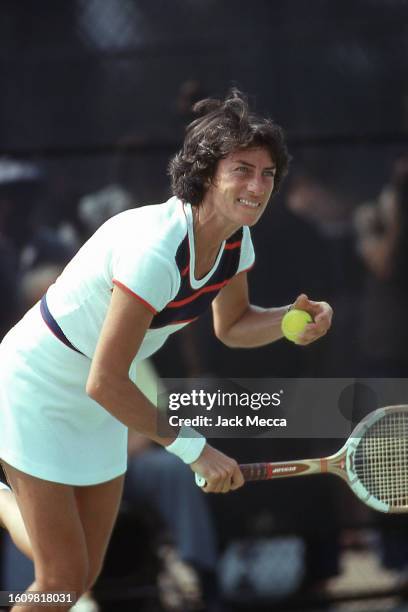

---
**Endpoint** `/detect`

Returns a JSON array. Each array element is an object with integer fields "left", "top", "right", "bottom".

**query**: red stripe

[
  {"left": 171, "top": 317, "right": 198, "bottom": 325},
  {"left": 181, "top": 264, "right": 189, "bottom": 277},
  {"left": 154, "top": 317, "right": 198, "bottom": 328},
  {"left": 224, "top": 240, "right": 242, "bottom": 250},
  {"left": 112, "top": 280, "right": 157, "bottom": 314},
  {"left": 167, "top": 279, "right": 230, "bottom": 308},
  {"left": 266, "top": 464, "right": 274, "bottom": 479}
]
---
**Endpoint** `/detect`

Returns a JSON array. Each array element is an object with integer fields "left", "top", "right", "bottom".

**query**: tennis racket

[{"left": 195, "top": 405, "right": 408, "bottom": 513}]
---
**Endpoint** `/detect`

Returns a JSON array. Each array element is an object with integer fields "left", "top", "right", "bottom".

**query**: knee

[
  {"left": 36, "top": 561, "right": 89, "bottom": 597},
  {"left": 37, "top": 577, "right": 88, "bottom": 601}
]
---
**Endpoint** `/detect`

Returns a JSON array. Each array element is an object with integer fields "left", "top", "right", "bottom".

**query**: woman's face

[{"left": 203, "top": 147, "right": 276, "bottom": 228}]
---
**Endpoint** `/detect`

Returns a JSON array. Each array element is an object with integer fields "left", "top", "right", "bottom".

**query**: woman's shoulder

[
  {"left": 106, "top": 197, "right": 186, "bottom": 241},
  {"left": 107, "top": 197, "right": 187, "bottom": 267}
]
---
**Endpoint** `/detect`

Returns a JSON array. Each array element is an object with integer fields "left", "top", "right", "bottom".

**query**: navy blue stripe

[
  {"left": 150, "top": 228, "right": 243, "bottom": 329},
  {"left": 175, "top": 235, "right": 189, "bottom": 273},
  {"left": 40, "top": 295, "right": 84, "bottom": 355}
]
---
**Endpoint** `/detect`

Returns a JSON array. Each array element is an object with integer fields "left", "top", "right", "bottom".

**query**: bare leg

[
  {"left": 2, "top": 462, "right": 89, "bottom": 612},
  {"left": 74, "top": 475, "right": 124, "bottom": 588},
  {"left": 1, "top": 462, "right": 124, "bottom": 611},
  {"left": 0, "top": 488, "right": 32, "bottom": 559}
]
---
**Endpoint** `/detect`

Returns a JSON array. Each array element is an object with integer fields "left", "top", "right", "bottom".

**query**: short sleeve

[
  {"left": 236, "top": 226, "right": 255, "bottom": 274},
  {"left": 112, "top": 245, "right": 178, "bottom": 314}
]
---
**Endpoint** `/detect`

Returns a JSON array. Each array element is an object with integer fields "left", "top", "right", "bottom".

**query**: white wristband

[{"left": 165, "top": 425, "right": 206, "bottom": 464}]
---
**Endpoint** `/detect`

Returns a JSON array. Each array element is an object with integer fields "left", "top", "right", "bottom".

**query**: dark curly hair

[{"left": 168, "top": 89, "right": 290, "bottom": 206}]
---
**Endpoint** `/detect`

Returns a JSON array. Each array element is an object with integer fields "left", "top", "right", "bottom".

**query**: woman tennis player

[{"left": 0, "top": 89, "right": 332, "bottom": 609}]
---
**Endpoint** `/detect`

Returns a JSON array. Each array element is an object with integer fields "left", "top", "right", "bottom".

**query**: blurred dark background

[
  {"left": 1, "top": 0, "right": 407, "bottom": 150},
  {"left": 1, "top": 1, "right": 408, "bottom": 610}
]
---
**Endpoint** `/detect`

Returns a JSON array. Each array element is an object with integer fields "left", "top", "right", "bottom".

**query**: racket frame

[{"left": 195, "top": 405, "right": 408, "bottom": 514}]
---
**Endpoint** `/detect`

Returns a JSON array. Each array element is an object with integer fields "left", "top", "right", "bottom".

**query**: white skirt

[{"left": 0, "top": 303, "right": 128, "bottom": 485}]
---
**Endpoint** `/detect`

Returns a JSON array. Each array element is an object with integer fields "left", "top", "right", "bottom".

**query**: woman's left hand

[{"left": 290, "top": 293, "right": 333, "bottom": 345}]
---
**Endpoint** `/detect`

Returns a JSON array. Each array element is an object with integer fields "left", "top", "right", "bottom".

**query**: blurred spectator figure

[
  {"left": 286, "top": 170, "right": 364, "bottom": 377},
  {"left": 354, "top": 157, "right": 408, "bottom": 576},
  {"left": 0, "top": 159, "right": 43, "bottom": 250},
  {"left": 0, "top": 158, "right": 43, "bottom": 337},
  {"left": 0, "top": 159, "right": 75, "bottom": 269},
  {"left": 78, "top": 184, "right": 134, "bottom": 235},
  {"left": 286, "top": 170, "right": 361, "bottom": 293},
  {"left": 287, "top": 171, "right": 351, "bottom": 234},
  {"left": 0, "top": 158, "right": 76, "bottom": 337},
  {"left": 354, "top": 156, "right": 408, "bottom": 377},
  {"left": 20, "top": 264, "right": 64, "bottom": 308}
]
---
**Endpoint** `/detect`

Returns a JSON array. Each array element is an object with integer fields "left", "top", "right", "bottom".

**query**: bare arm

[
  {"left": 86, "top": 285, "right": 175, "bottom": 447},
  {"left": 212, "top": 272, "right": 332, "bottom": 348},
  {"left": 87, "top": 285, "right": 244, "bottom": 492}
]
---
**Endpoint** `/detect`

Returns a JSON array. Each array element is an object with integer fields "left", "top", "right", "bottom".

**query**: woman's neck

[
  {"left": 189, "top": 205, "right": 232, "bottom": 280},
  {"left": 191, "top": 203, "right": 239, "bottom": 250}
]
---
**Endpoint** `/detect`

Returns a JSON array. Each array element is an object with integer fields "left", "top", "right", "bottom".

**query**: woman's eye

[{"left": 235, "top": 166, "right": 248, "bottom": 173}]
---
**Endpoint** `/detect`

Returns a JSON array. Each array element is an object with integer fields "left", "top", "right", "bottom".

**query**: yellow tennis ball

[{"left": 281, "top": 309, "right": 312, "bottom": 342}]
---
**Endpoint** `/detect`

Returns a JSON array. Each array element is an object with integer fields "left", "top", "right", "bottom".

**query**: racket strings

[{"left": 354, "top": 412, "right": 408, "bottom": 508}]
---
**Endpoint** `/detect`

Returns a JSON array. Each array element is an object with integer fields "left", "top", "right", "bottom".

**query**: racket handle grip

[
  {"left": 195, "top": 463, "right": 267, "bottom": 489},
  {"left": 195, "top": 473, "right": 206, "bottom": 487},
  {"left": 195, "top": 463, "right": 271, "bottom": 487}
]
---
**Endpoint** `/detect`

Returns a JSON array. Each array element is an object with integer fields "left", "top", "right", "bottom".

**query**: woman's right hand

[{"left": 190, "top": 443, "right": 244, "bottom": 493}]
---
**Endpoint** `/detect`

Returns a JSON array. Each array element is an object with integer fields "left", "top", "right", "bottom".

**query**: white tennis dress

[{"left": 0, "top": 197, "right": 255, "bottom": 485}]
